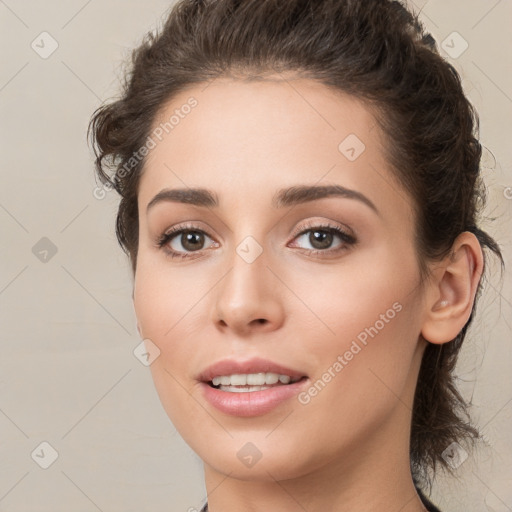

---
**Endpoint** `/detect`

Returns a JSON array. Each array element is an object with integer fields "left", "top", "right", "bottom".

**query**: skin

[{"left": 132, "top": 76, "right": 483, "bottom": 512}]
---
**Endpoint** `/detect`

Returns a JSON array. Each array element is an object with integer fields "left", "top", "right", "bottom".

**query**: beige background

[{"left": 0, "top": 0, "right": 511, "bottom": 511}]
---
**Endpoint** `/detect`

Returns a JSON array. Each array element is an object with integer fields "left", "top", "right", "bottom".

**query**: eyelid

[
  {"left": 156, "top": 218, "right": 357, "bottom": 259},
  {"left": 286, "top": 220, "right": 357, "bottom": 258},
  {"left": 290, "top": 218, "right": 356, "bottom": 241},
  {"left": 157, "top": 221, "right": 216, "bottom": 242},
  {"left": 154, "top": 222, "right": 218, "bottom": 253}
]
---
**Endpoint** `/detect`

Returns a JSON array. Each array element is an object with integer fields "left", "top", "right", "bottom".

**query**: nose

[{"left": 212, "top": 245, "right": 285, "bottom": 336}]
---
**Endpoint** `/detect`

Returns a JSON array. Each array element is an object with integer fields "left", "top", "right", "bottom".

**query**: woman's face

[{"left": 133, "top": 77, "right": 429, "bottom": 481}]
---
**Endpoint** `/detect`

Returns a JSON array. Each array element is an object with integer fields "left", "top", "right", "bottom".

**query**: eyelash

[{"left": 155, "top": 221, "right": 357, "bottom": 260}]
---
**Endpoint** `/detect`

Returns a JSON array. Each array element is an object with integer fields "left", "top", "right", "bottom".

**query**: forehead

[{"left": 137, "top": 76, "right": 409, "bottom": 219}]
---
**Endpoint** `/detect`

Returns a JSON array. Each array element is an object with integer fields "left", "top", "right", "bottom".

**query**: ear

[{"left": 421, "top": 232, "right": 484, "bottom": 344}]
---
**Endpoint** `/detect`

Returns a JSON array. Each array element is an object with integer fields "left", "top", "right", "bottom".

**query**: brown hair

[{"left": 88, "top": 0, "right": 503, "bottom": 490}]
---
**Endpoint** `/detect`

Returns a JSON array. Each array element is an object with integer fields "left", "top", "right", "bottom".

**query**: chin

[{"left": 195, "top": 433, "right": 325, "bottom": 483}]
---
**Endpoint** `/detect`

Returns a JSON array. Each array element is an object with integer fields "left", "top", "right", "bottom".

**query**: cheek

[
  {"left": 132, "top": 256, "right": 216, "bottom": 411},
  {"left": 290, "top": 246, "right": 423, "bottom": 408},
  {"left": 133, "top": 255, "right": 207, "bottom": 340},
  {"left": 290, "top": 243, "right": 421, "bottom": 351},
  {"left": 299, "top": 286, "right": 422, "bottom": 433}
]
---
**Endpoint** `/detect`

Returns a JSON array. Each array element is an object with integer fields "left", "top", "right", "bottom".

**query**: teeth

[
  {"left": 219, "top": 385, "right": 271, "bottom": 393},
  {"left": 262, "top": 373, "right": 279, "bottom": 385},
  {"left": 247, "top": 372, "right": 268, "bottom": 385},
  {"left": 211, "top": 373, "right": 300, "bottom": 387},
  {"left": 231, "top": 374, "right": 248, "bottom": 386}
]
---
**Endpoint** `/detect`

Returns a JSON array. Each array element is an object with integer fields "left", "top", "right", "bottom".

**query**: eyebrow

[
  {"left": 146, "top": 184, "right": 378, "bottom": 214},
  {"left": 273, "top": 184, "right": 378, "bottom": 213},
  {"left": 147, "top": 187, "right": 217, "bottom": 211}
]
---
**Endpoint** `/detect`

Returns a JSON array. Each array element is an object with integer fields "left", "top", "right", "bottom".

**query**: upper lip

[{"left": 197, "top": 357, "right": 308, "bottom": 382}]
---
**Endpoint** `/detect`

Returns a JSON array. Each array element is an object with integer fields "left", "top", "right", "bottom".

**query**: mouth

[
  {"left": 197, "top": 358, "right": 309, "bottom": 416},
  {"left": 207, "top": 372, "right": 307, "bottom": 393}
]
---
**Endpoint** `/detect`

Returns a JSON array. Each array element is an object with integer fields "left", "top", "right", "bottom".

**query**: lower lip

[{"left": 200, "top": 379, "right": 308, "bottom": 417}]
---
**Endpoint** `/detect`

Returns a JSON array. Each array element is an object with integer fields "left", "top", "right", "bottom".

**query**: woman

[{"left": 89, "top": 0, "right": 503, "bottom": 510}]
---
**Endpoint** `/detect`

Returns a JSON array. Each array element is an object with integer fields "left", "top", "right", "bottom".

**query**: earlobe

[{"left": 421, "top": 232, "right": 484, "bottom": 345}]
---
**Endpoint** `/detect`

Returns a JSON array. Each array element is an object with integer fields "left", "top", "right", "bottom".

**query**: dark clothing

[{"left": 417, "top": 486, "right": 443, "bottom": 512}]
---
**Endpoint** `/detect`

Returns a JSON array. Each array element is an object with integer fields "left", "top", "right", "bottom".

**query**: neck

[{"left": 203, "top": 420, "right": 429, "bottom": 512}]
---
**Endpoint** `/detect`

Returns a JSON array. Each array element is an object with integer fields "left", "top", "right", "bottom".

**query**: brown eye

[
  {"left": 178, "top": 231, "right": 205, "bottom": 252},
  {"left": 308, "top": 230, "right": 334, "bottom": 250},
  {"left": 156, "top": 224, "right": 219, "bottom": 260},
  {"left": 293, "top": 225, "right": 355, "bottom": 253}
]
